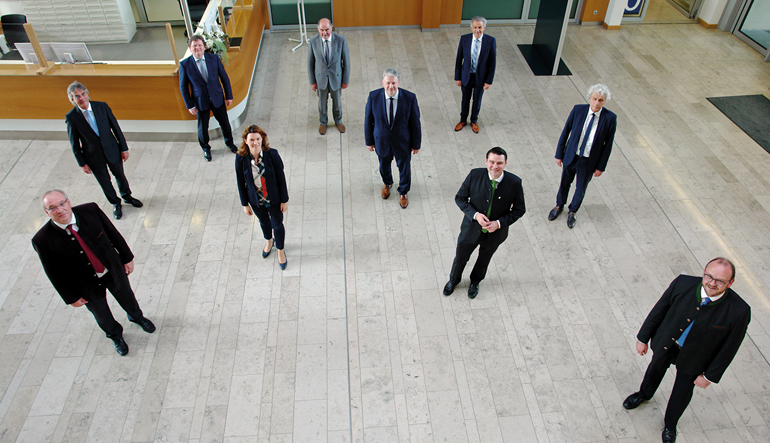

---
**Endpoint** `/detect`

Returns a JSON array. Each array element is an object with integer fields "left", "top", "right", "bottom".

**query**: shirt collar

[
  {"left": 488, "top": 172, "right": 504, "bottom": 183},
  {"left": 194, "top": 54, "right": 206, "bottom": 62},
  {"left": 474, "top": 34, "right": 483, "bottom": 43},
  {"left": 79, "top": 103, "right": 93, "bottom": 113},
  {"left": 52, "top": 212, "right": 77, "bottom": 231},
  {"left": 589, "top": 107, "right": 603, "bottom": 119},
  {"left": 323, "top": 34, "right": 332, "bottom": 44},
  {"left": 386, "top": 89, "right": 399, "bottom": 100},
  {"left": 700, "top": 286, "right": 724, "bottom": 303}
]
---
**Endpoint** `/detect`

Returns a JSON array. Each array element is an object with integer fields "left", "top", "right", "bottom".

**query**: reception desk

[{"left": 0, "top": 0, "right": 268, "bottom": 134}]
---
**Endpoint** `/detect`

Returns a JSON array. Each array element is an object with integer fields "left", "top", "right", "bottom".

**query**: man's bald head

[{"left": 317, "top": 18, "right": 332, "bottom": 39}]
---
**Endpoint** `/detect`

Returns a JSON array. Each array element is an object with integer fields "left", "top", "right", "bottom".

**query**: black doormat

[{"left": 707, "top": 94, "right": 770, "bottom": 154}]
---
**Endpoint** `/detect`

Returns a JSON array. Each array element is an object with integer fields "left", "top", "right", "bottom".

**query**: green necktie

[{"left": 482, "top": 179, "right": 497, "bottom": 233}]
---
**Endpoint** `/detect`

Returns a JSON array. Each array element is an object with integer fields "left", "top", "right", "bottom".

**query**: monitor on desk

[
  {"left": 14, "top": 43, "right": 55, "bottom": 64},
  {"left": 50, "top": 42, "right": 93, "bottom": 64}
]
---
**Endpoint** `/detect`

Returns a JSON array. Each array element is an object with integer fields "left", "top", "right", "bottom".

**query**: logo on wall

[{"left": 625, "top": 0, "right": 646, "bottom": 16}]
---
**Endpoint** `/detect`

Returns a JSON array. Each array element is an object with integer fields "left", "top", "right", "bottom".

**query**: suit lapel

[{"left": 73, "top": 106, "right": 97, "bottom": 136}]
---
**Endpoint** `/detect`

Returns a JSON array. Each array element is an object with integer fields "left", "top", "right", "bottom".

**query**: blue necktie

[
  {"left": 471, "top": 39, "right": 479, "bottom": 74},
  {"left": 578, "top": 113, "right": 595, "bottom": 157},
  {"left": 85, "top": 110, "right": 99, "bottom": 136},
  {"left": 324, "top": 39, "right": 330, "bottom": 64},
  {"left": 676, "top": 297, "right": 711, "bottom": 347}
]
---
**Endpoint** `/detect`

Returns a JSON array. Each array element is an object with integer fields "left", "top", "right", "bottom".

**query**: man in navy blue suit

[
  {"left": 365, "top": 68, "right": 422, "bottom": 209},
  {"left": 548, "top": 84, "right": 617, "bottom": 228},
  {"left": 179, "top": 35, "right": 236, "bottom": 162},
  {"left": 454, "top": 16, "right": 496, "bottom": 134}
]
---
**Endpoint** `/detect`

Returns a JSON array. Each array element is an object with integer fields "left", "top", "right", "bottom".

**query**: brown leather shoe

[
  {"left": 381, "top": 184, "right": 391, "bottom": 199},
  {"left": 319, "top": 125, "right": 327, "bottom": 135},
  {"left": 400, "top": 194, "right": 408, "bottom": 208},
  {"left": 471, "top": 123, "right": 480, "bottom": 133},
  {"left": 336, "top": 123, "right": 346, "bottom": 133},
  {"left": 454, "top": 121, "right": 466, "bottom": 131}
]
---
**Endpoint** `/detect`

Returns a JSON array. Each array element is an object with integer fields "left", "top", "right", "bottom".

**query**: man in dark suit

[
  {"left": 32, "top": 190, "right": 156, "bottom": 356},
  {"left": 443, "top": 147, "right": 526, "bottom": 299},
  {"left": 623, "top": 258, "right": 750, "bottom": 443},
  {"left": 65, "top": 82, "right": 143, "bottom": 220},
  {"left": 365, "top": 68, "right": 422, "bottom": 209},
  {"left": 308, "top": 18, "right": 350, "bottom": 135},
  {"left": 454, "top": 16, "right": 496, "bottom": 134},
  {"left": 548, "top": 84, "right": 616, "bottom": 228},
  {"left": 179, "top": 34, "right": 236, "bottom": 162}
]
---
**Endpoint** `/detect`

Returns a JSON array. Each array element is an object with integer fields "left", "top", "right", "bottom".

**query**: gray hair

[
  {"left": 42, "top": 189, "right": 69, "bottom": 209},
  {"left": 586, "top": 84, "right": 611, "bottom": 101},
  {"left": 471, "top": 16, "right": 487, "bottom": 27},
  {"left": 382, "top": 68, "right": 399, "bottom": 80},
  {"left": 67, "top": 81, "right": 88, "bottom": 104}
]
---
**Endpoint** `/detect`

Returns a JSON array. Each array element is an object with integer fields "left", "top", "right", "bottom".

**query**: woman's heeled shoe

[
  {"left": 278, "top": 252, "right": 287, "bottom": 270},
  {"left": 262, "top": 242, "right": 273, "bottom": 258}
]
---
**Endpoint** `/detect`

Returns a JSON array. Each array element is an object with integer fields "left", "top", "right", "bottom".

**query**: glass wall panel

[{"left": 739, "top": 0, "right": 770, "bottom": 50}]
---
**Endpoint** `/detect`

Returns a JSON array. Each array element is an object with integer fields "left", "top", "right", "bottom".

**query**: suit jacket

[
  {"left": 31, "top": 203, "right": 135, "bottom": 305},
  {"left": 235, "top": 149, "right": 289, "bottom": 209},
  {"left": 455, "top": 168, "right": 526, "bottom": 246},
  {"left": 555, "top": 104, "right": 617, "bottom": 172},
  {"left": 637, "top": 275, "right": 751, "bottom": 383},
  {"left": 364, "top": 88, "right": 421, "bottom": 158},
  {"left": 65, "top": 101, "right": 127, "bottom": 168},
  {"left": 307, "top": 33, "right": 350, "bottom": 91},
  {"left": 179, "top": 53, "right": 233, "bottom": 112},
  {"left": 454, "top": 33, "right": 496, "bottom": 87}
]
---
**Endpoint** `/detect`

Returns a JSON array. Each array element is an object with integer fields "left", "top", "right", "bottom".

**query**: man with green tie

[{"left": 443, "top": 147, "right": 526, "bottom": 299}]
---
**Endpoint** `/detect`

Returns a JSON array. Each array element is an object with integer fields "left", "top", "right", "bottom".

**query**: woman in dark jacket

[{"left": 235, "top": 125, "right": 289, "bottom": 269}]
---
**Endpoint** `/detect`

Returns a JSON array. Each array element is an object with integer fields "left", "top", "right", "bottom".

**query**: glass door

[{"left": 733, "top": 0, "right": 770, "bottom": 54}]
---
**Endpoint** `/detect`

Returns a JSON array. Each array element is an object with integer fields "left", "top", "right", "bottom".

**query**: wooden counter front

[{"left": 0, "top": 0, "right": 267, "bottom": 122}]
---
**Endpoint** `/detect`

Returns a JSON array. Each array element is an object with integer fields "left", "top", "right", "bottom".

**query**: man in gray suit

[{"left": 308, "top": 18, "right": 350, "bottom": 135}]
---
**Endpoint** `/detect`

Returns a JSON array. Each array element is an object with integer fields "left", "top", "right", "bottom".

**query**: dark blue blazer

[
  {"left": 454, "top": 33, "right": 496, "bottom": 87},
  {"left": 364, "top": 88, "right": 421, "bottom": 158},
  {"left": 32, "top": 203, "right": 134, "bottom": 305},
  {"left": 555, "top": 104, "right": 617, "bottom": 172},
  {"left": 637, "top": 275, "right": 750, "bottom": 383},
  {"left": 455, "top": 168, "right": 526, "bottom": 246},
  {"left": 65, "top": 101, "right": 127, "bottom": 167},
  {"left": 179, "top": 53, "right": 233, "bottom": 112},
  {"left": 235, "top": 149, "right": 289, "bottom": 210}
]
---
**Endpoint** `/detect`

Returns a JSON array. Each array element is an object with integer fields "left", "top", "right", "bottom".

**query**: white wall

[{"left": 0, "top": 1, "right": 25, "bottom": 15}]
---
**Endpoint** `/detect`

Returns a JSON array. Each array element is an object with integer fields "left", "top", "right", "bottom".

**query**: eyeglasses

[
  {"left": 703, "top": 273, "right": 728, "bottom": 288},
  {"left": 45, "top": 199, "right": 69, "bottom": 212}
]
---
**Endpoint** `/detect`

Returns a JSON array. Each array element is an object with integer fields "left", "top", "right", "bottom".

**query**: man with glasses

[
  {"left": 622, "top": 257, "right": 751, "bottom": 443},
  {"left": 32, "top": 190, "right": 156, "bottom": 356}
]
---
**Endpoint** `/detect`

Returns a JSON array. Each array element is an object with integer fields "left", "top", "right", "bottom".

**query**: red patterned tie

[{"left": 69, "top": 224, "right": 106, "bottom": 273}]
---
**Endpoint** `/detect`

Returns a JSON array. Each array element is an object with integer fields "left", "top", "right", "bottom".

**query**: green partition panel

[
  {"left": 462, "top": 0, "right": 525, "bottom": 20},
  {"left": 270, "top": 0, "right": 332, "bottom": 26}
]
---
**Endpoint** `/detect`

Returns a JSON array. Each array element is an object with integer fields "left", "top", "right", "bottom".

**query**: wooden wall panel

[
  {"left": 440, "top": 0, "right": 463, "bottom": 24},
  {"left": 580, "top": 0, "right": 609, "bottom": 22},
  {"left": 0, "top": 0, "right": 268, "bottom": 121},
  {"left": 333, "top": 0, "right": 424, "bottom": 27}
]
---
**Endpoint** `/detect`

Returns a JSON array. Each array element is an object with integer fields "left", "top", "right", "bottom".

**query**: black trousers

[
  {"left": 556, "top": 156, "right": 594, "bottom": 213},
  {"left": 90, "top": 159, "right": 132, "bottom": 205},
  {"left": 460, "top": 73, "right": 485, "bottom": 124},
  {"left": 252, "top": 202, "right": 286, "bottom": 250},
  {"left": 85, "top": 270, "right": 143, "bottom": 339},
  {"left": 197, "top": 101, "right": 235, "bottom": 150},
  {"left": 449, "top": 229, "right": 504, "bottom": 284},
  {"left": 639, "top": 346, "right": 699, "bottom": 429}
]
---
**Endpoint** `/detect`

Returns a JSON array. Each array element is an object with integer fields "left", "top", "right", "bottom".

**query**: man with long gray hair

[{"left": 548, "top": 84, "right": 616, "bottom": 228}]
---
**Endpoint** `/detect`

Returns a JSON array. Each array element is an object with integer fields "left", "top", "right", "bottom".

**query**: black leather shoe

[
  {"left": 548, "top": 206, "right": 563, "bottom": 221},
  {"left": 443, "top": 280, "right": 459, "bottom": 296},
  {"left": 123, "top": 197, "right": 143, "bottom": 208},
  {"left": 468, "top": 281, "right": 480, "bottom": 299},
  {"left": 203, "top": 147, "right": 212, "bottom": 162},
  {"left": 622, "top": 391, "right": 648, "bottom": 410},
  {"left": 661, "top": 427, "right": 676, "bottom": 443},
  {"left": 131, "top": 317, "right": 156, "bottom": 333},
  {"left": 567, "top": 212, "right": 577, "bottom": 229},
  {"left": 228, "top": 144, "right": 238, "bottom": 154},
  {"left": 112, "top": 337, "right": 129, "bottom": 356},
  {"left": 113, "top": 204, "right": 122, "bottom": 220}
]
